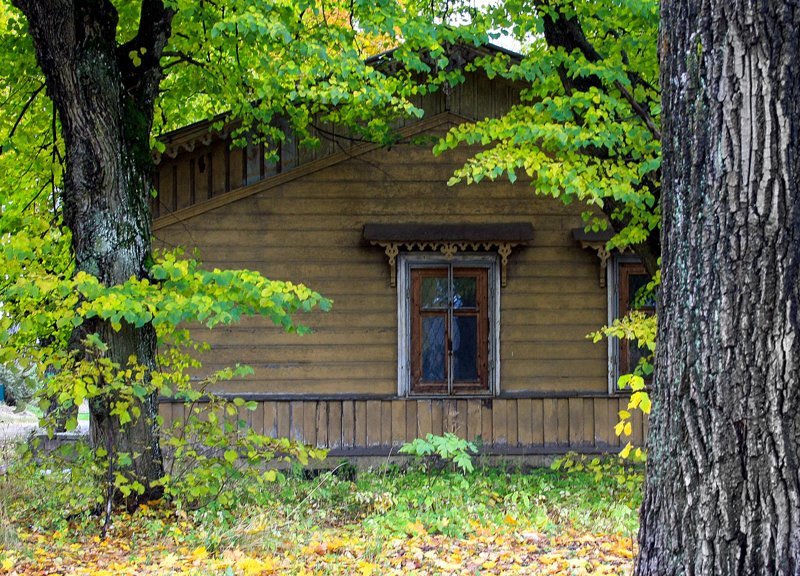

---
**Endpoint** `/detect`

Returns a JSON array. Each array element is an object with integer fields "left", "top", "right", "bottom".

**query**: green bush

[{"left": 399, "top": 432, "right": 478, "bottom": 474}]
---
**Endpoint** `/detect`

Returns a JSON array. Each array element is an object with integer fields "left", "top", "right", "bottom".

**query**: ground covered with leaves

[{"left": 1, "top": 458, "right": 641, "bottom": 575}]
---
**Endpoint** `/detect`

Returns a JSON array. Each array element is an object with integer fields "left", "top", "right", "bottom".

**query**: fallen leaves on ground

[{"left": 1, "top": 510, "right": 636, "bottom": 575}]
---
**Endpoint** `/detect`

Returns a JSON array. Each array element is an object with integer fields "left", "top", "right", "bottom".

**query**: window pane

[
  {"left": 453, "top": 277, "right": 477, "bottom": 308},
  {"left": 421, "top": 276, "right": 449, "bottom": 309},
  {"left": 422, "top": 316, "right": 446, "bottom": 381},
  {"left": 628, "top": 273, "right": 655, "bottom": 309},
  {"left": 453, "top": 316, "right": 478, "bottom": 381}
]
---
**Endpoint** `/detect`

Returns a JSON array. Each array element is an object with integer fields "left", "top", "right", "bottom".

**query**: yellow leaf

[
  {"left": 619, "top": 442, "right": 633, "bottom": 459},
  {"left": 482, "top": 560, "right": 497, "bottom": 569},
  {"left": 191, "top": 546, "right": 209, "bottom": 561},
  {"left": 1, "top": 557, "right": 15, "bottom": 571},
  {"left": 237, "top": 556, "right": 276, "bottom": 575},
  {"left": 405, "top": 521, "right": 427, "bottom": 536},
  {"left": 539, "top": 553, "right": 561, "bottom": 565},
  {"left": 504, "top": 514, "right": 517, "bottom": 526},
  {"left": 358, "top": 560, "right": 378, "bottom": 575}
]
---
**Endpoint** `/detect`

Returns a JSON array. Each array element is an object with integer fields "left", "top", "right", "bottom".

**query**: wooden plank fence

[{"left": 159, "top": 396, "right": 645, "bottom": 457}]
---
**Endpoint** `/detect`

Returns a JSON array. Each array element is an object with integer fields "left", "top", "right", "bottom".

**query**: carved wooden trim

[
  {"left": 370, "top": 239, "right": 524, "bottom": 288},
  {"left": 571, "top": 228, "right": 627, "bottom": 288},
  {"left": 577, "top": 240, "right": 612, "bottom": 288}
]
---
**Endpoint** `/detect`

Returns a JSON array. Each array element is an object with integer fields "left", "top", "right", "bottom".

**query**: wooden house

[{"left": 153, "top": 45, "right": 647, "bottom": 461}]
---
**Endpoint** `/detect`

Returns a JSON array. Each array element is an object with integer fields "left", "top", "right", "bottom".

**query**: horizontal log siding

[
  {"left": 156, "top": 126, "right": 609, "bottom": 397},
  {"left": 159, "top": 397, "right": 644, "bottom": 455}
]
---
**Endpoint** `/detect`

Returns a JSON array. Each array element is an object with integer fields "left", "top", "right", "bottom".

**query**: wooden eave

[
  {"left": 154, "top": 112, "right": 235, "bottom": 163},
  {"left": 363, "top": 222, "right": 534, "bottom": 243},
  {"left": 152, "top": 42, "right": 522, "bottom": 165},
  {"left": 152, "top": 111, "right": 470, "bottom": 231},
  {"left": 366, "top": 42, "right": 523, "bottom": 67}
]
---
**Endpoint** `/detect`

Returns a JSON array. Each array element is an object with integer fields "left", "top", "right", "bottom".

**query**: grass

[{"left": 0, "top": 452, "right": 643, "bottom": 575}]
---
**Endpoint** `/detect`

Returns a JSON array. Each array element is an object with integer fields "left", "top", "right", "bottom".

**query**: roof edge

[
  {"left": 155, "top": 42, "right": 521, "bottom": 158},
  {"left": 153, "top": 111, "right": 471, "bottom": 231}
]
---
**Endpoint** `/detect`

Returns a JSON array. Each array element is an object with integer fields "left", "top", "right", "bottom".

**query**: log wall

[{"left": 151, "top": 68, "right": 646, "bottom": 456}]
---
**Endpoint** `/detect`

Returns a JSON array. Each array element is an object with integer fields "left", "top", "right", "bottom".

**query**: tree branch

[
  {"left": 161, "top": 50, "right": 207, "bottom": 70},
  {"left": 117, "top": 0, "right": 175, "bottom": 105},
  {"left": 613, "top": 79, "right": 661, "bottom": 140},
  {"left": 540, "top": 3, "right": 661, "bottom": 140},
  {"left": 3, "top": 82, "right": 45, "bottom": 148},
  {"left": 537, "top": 2, "right": 661, "bottom": 273}
]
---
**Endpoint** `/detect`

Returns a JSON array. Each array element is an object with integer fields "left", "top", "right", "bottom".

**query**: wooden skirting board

[{"left": 158, "top": 396, "right": 646, "bottom": 456}]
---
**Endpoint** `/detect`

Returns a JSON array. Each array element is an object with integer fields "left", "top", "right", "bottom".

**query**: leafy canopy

[{"left": 439, "top": 0, "right": 661, "bottom": 253}]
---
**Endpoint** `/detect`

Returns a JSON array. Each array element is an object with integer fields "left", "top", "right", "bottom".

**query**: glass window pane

[
  {"left": 422, "top": 316, "right": 446, "bottom": 381},
  {"left": 453, "top": 277, "right": 477, "bottom": 309},
  {"left": 628, "top": 274, "right": 655, "bottom": 309},
  {"left": 453, "top": 316, "right": 478, "bottom": 381},
  {"left": 421, "top": 276, "right": 449, "bottom": 309}
]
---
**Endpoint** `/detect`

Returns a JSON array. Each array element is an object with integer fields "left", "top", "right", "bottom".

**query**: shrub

[{"left": 399, "top": 433, "right": 477, "bottom": 473}]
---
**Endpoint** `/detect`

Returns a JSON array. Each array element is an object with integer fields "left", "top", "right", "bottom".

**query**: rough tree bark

[
  {"left": 14, "top": 0, "right": 174, "bottom": 497},
  {"left": 637, "top": 2, "right": 800, "bottom": 574}
]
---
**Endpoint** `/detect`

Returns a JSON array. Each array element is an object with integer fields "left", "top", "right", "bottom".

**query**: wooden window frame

[
  {"left": 398, "top": 253, "right": 499, "bottom": 397},
  {"left": 608, "top": 257, "right": 655, "bottom": 393},
  {"left": 410, "top": 267, "right": 489, "bottom": 394}
]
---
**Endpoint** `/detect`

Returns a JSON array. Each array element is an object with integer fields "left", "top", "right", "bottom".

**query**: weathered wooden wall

[
  {"left": 158, "top": 396, "right": 646, "bottom": 455},
  {"left": 154, "top": 116, "right": 609, "bottom": 396},
  {"left": 151, "top": 67, "right": 641, "bottom": 454}
]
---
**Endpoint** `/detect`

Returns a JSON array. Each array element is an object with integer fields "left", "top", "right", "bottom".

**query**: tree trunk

[
  {"left": 637, "top": 2, "right": 800, "bottom": 574},
  {"left": 15, "top": 0, "right": 173, "bottom": 498}
]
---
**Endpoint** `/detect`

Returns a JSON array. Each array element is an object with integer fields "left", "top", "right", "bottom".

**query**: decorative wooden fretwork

[
  {"left": 364, "top": 223, "right": 533, "bottom": 288},
  {"left": 571, "top": 228, "right": 621, "bottom": 288}
]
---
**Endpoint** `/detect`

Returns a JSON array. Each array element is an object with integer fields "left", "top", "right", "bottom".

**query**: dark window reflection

[
  {"left": 453, "top": 316, "right": 477, "bottom": 380},
  {"left": 422, "top": 316, "right": 446, "bottom": 381}
]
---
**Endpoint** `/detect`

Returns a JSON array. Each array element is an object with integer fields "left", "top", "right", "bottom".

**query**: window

[
  {"left": 399, "top": 254, "right": 499, "bottom": 396},
  {"left": 609, "top": 259, "right": 655, "bottom": 391}
]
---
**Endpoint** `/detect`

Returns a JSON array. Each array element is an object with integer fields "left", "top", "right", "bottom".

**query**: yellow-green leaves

[
  {"left": 437, "top": 1, "right": 661, "bottom": 256},
  {"left": 1, "top": 237, "right": 330, "bottom": 512}
]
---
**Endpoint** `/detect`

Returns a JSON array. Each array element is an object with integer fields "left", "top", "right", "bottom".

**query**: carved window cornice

[
  {"left": 571, "top": 228, "right": 629, "bottom": 287},
  {"left": 363, "top": 223, "right": 533, "bottom": 288}
]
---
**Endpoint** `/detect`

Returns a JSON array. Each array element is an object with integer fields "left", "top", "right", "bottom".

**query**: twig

[
  {"left": 101, "top": 426, "right": 115, "bottom": 539},
  {"left": 161, "top": 50, "right": 207, "bottom": 70},
  {"left": 5, "top": 83, "right": 45, "bottom": 145},
  {"left": 50, "top": 99, "right": 59, "bottom": 217},
  {"left": 613, "top": 80, "right": 661, "bottom": 140}
]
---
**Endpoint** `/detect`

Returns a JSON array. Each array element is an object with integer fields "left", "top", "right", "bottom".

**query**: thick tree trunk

[
  {"left": 637, "top": 2, "right": 800, "bottom": 575},
  {"left": 15, "top": 0, "right": 173, "bottom": 497}
]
